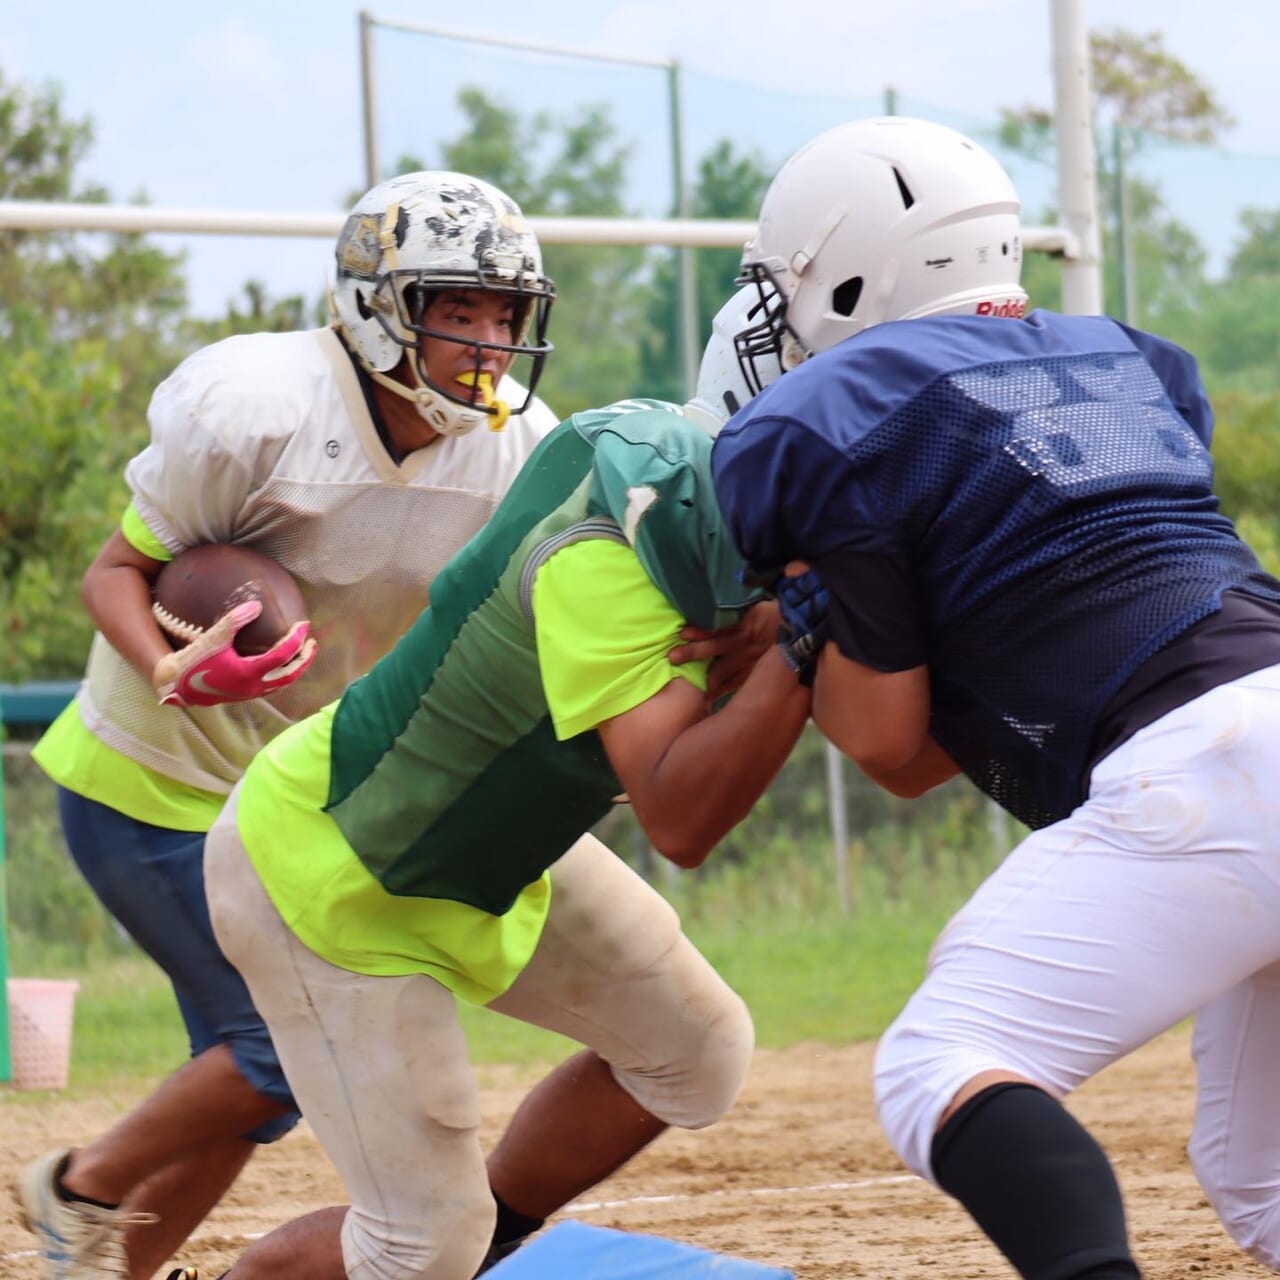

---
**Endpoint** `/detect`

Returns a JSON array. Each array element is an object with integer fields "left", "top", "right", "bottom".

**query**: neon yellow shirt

[{"left": 236, "top": 537, "right": 709, "bottom": 1003}]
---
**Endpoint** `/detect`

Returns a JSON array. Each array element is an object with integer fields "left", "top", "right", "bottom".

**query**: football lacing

[{"left": 152, "top": 602, "right": 206, "bottom": 644}]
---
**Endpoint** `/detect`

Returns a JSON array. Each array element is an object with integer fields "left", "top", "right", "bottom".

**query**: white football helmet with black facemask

[
  {"left": 330, "top": 171, "right": 556, "bottom": 437},
  {"left": 735, "top": 117, "right": 1028, "bottom": 392},
  {"left": 683, "top": 286, "right": 783, "bottom": 437}
]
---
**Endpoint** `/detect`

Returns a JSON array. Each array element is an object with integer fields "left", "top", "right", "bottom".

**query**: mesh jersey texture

[
  {"left": 713, "top": 310, "right": 1280, "bottom": 829},
  {"left": 319, "top": 400, "right": 755, "bottom": 916},
  {"left": 67, "top": 327, "right": 557, "bottom": 797}
]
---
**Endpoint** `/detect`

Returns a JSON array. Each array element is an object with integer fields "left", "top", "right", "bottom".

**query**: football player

[
  {"left": 22, "top": 171, "right": 561, "bottom": 1280},
  {"left": 186, "top": 292, "right": 806, "bottom": 1280},
  {"left": 712, "top": 115, "right": 1280, "bottom": 1280}
]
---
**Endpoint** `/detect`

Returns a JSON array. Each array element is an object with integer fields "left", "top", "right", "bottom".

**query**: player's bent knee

[
  {"left": 627, "top": 984, "right": 755, "bottom": 1131},
  {"left": 873, "top": 1017, "right": 972, "bottom": 1180},
  {"left": 875, "top": 1002, "right": 1064, "bottom": 1181},
  {"left": 682, "top": 986, "right": 755, "bottom": 1129},
  {"left": 344, "top": 1198, "right": 494, "bottom": 1280}
]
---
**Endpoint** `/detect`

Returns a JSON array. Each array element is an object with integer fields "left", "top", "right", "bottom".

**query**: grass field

[{"left": 6, "top": 834, "right": 997, "bottom": 1096}]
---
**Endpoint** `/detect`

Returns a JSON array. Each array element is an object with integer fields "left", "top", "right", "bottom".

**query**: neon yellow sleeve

[
  {"left": 532, "top": 539, "right": 708, "bottom": 741},
  {"left": 120, "top": 501, "right": 174, "bottom": 562}
]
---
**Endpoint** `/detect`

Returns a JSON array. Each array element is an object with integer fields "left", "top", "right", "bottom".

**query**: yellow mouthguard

[{"left": 456, "top": 371, "right": 511, "bottom": 431}]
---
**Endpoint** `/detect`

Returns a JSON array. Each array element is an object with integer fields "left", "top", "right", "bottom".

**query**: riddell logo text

[{"left": 976, "top": 298, "right": 1029, "bottom": 318}]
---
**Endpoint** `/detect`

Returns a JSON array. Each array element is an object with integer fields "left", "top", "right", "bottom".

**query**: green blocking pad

[{"left": 487, "top": 1220, "right": 794, "bottom": 1278}]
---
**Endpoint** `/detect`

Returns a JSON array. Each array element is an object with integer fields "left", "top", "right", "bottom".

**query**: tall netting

[
  {"left": 368, "top": 22, "right": 1279, "bottom": 400},
  {"left": 1108, "top": 134, "right": 1280, "bottom": 357},
  {"left": 366, "top": 24, "right": 1055, "bottom": 409},
  {"left": 373, "top": 36, "right": 676, "bottom": 214},
  {"left": 371, "top": 33, "right": 1055, "bottom": 220}
]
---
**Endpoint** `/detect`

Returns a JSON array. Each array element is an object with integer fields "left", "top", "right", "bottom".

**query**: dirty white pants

[{"left": 207, "top": 810, "right": 753, "bottom": 1280}]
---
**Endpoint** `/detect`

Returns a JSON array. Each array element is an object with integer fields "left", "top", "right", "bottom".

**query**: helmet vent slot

[
  {"left": 832, "top": 276, "right": 864, "bottom": 317},
  {"left": 892, "top": 167, "right": 916, "bottom": 210}
]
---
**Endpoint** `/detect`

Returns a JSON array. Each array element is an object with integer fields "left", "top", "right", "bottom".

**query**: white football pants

[
  {"left": 874, "top": 662, "right": 1280, "bottom": 1268},
  {"left": 207, "top": 808, "right": 753, "bottom": 1280}
]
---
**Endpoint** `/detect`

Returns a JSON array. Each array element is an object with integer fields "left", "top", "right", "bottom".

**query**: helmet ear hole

[
  {"left": 892, "top": 167, "right": 916, "bottom": 210},
  {"left": 832, "top": 276, "right": 864, "bottom": 317},
  {"left": 355, "top": 290, "right": 374, "bottom": 321}
]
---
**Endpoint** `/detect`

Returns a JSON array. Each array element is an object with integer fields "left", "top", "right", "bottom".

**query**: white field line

[
  {"left": 567, "top": 1172, "right": 922, "bottom": 1212},
  {"left": 1, "top": 1172, "right": 923, "bottom": 1263}
]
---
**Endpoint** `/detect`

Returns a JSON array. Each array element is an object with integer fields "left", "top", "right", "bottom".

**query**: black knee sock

[
  {"left": 54, "top": 1152, "right": 119, "bottom": 1212},
  {"left": 930, "top": 1083, "right": 1141, "bottom": 1280},
  {"left": 473, "top": 1195, "right": 547, "bottom": 1277},
  {"left": 491, "top": 1193, "right": 544, "bottom": 1247}
]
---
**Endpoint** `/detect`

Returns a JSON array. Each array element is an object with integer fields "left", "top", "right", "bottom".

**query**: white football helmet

[
  {"left": 330, "top": 171, "right": 555, "bottom": 436},
  {"left": 736, "top": 117, "right": 1028, "bottom": 389},
  {"left": 683, "top": 286, "right": 783, "bottom": 436}
]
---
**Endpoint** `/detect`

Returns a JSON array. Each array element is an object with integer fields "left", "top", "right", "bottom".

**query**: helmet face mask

[
  {"left": 394, "top": 278, "right": 553, "bottom": 422},
  {"left": 734, "top": 116, "right": 1029, "bottom": 382},
  {"left": 331, "top": 171, "right": 556, "bottom": 436},
  {"left": 684, "top": 285, "right": 784, "bottom": 434},
  {"left": 733, "top": 261, "right": 810, "bottom": 395}
]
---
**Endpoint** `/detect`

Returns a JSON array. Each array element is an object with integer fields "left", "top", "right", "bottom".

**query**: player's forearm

[
  {"left": 641, "top": 648, "right": 810, "bottom": 868},
  {"left": 82, "top": 562, "right": 174, "bottom": 679}
]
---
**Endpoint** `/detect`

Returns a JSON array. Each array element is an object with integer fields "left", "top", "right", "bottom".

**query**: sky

[{"left": 3, "top": 0, "right": 1278, "bottom": 316}]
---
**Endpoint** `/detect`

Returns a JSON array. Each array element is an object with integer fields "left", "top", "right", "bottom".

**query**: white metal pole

[
  {"left": 0, "top": 203, "right": 753, "bottom": 245},
  {"left": 1050, "top": 0, "right": 1103, "bottom": 314},
  {"left": 824, "top": 742, "right": 851, "bottom": 915},
  {"left": 0, "top": 202, "right": 1073, "bottom": 252},
  {"left": 359, "top": 12, "right": 380, "bottom": 192},
  {"left": 668, "top": 61, "right": 701, "bottom": 398}
]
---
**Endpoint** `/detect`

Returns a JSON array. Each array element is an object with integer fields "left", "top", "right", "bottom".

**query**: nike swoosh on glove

[
  {"left": 152, "top": 598, "right": 318, "bottom": 708},
  {"left": 775, "top": 567, "right": 830, "bottom": 687}
]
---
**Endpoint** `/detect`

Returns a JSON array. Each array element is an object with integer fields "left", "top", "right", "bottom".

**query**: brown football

[{"left": 153, "top": 544, "right": 307, "bottom": 656}]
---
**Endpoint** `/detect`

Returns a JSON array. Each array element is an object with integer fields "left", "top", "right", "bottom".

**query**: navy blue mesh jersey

[{"left": 712, "top": 309, "right": 1280, "bottom": 829}]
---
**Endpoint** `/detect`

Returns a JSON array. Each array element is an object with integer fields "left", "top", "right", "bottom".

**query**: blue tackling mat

[{"left": 487, "top": 1220, "right": 794, "bottom": 1278}]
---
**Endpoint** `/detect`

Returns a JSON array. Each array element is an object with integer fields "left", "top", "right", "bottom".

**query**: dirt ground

[{"left": 1, "top": 1027, "right": 1271, "bottom": 1279}]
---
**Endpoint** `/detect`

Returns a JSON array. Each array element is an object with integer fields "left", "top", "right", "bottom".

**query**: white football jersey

[{"left": 79, "top": 327, "right": 558, "bottom": 793}]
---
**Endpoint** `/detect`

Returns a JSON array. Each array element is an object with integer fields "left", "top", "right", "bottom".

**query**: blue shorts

[{"left": 56, "top": 786, "right": 299, "bottom": 1143}]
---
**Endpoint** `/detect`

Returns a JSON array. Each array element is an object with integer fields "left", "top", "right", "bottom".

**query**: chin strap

[
  {"left": 351, "top": 351, "right": 508, "bottom": 437},
  {"left": 328, "top": 294, "right": 511, "bottom": 435}
]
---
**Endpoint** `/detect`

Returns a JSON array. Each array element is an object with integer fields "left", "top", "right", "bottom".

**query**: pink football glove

[{"left": 152, "top": 598, "right": 317, "bottom": 708}]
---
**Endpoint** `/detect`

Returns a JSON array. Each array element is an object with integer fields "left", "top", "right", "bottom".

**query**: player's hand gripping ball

[
  {"left": 775, "top": 567, "right": 831, "bottom": 687},
  {"left": 150, "top": 544, "right": 316, "bottom": 708}
]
